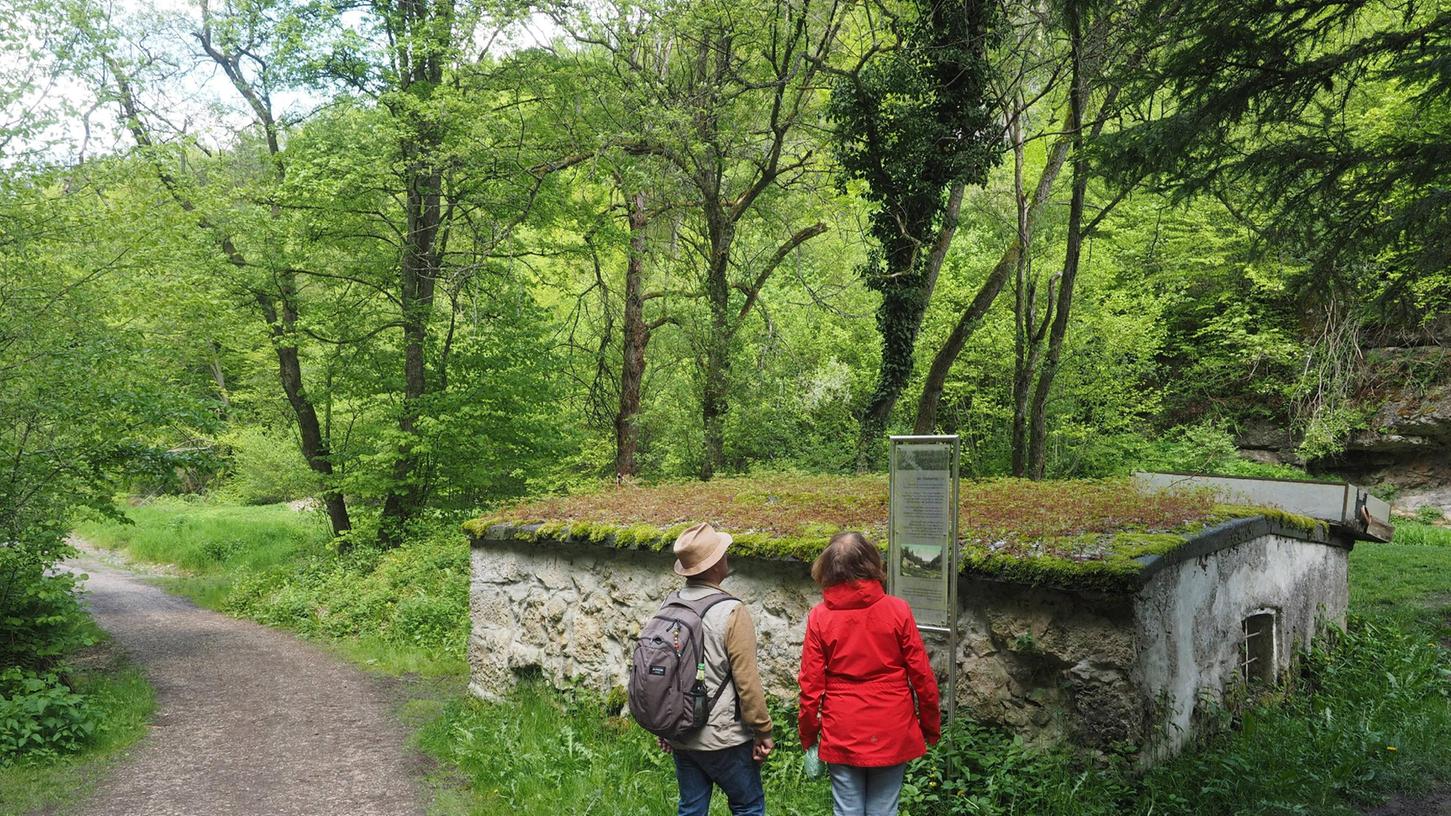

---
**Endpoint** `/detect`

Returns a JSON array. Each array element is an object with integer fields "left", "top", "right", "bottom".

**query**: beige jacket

[{"left": 667, "top": 580, "right": 773, "bottom": 752}]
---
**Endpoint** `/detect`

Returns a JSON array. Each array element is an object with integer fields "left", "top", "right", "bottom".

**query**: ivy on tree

[{"left": 829, "top": 0, "right": 1004, "bottom": 468}]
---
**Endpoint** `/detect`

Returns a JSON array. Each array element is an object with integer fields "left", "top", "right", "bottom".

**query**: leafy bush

[
  {"left": 0, "top": 563, "right": 95, "bottom": 673},
  {"left": 226, "top": 524, "right": 470, "bottom": 658},
  {"left": 0, "top": 669, "right": 97, "bottom": 765},
  {"left": 1414, "top": 505, "right": 1445, "bottom": 524},
  {"left": 213, "top": 427, "right": 321, "bottom": 506},
  {"left": 902, "top": 720, "right": 1129, "bottom": 816},
  {"left": 1118, "top": 423, "right": 1315, "bottom": 480}
]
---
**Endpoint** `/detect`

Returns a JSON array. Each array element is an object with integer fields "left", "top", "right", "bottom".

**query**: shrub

[
  {"left": 213, "top": 427, "right": 321, "bottom": 505},
  {"left": 222, "top": 521, "right": 469, "bottom": 658},
  {"left": 0, "top": 565, "right": 94, "bottom": 673},
  {"left": 0, "top": 669, "right": 97, "bottom": 765}
]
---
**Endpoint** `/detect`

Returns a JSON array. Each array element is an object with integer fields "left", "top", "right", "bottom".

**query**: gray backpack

[{"left": 628, "top": 590, "right": 738, "bottom": 740}]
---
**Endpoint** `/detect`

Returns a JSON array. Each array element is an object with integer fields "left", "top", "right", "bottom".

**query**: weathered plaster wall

[{"left": 1133, "top": 534, "right": 1350, "bottom": 757}]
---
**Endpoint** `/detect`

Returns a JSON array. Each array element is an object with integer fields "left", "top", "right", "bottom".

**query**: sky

[{"left": 0, "top": 0, "right": 564, "bottom": 167}]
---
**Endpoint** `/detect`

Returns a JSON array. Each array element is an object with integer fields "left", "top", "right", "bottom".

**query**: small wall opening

[{"left": 1240, "top": 610, "right": 1278, "bottom": 685}]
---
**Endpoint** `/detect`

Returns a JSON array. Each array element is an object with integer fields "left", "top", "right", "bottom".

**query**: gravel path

[{"left": 62, "top": 548, "right": 427, "bottom": 816}]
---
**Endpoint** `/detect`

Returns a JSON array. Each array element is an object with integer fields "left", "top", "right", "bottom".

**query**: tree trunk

[
  {"left": 700, "top": 216, "right": 734, "bottom": 480},
  {"left": 380, "top": 148, "right": 443, "bottom": 546},
  {"left": 254, "top": 286, "right": 352, "bottom": 535},
  {"left": 913, "top": 134, "right": 1072, "bottom": 436},
  {"left": 1027, "top": 2, "right": 1089, "bottom": 480},
  {"left": 856, "top": 184, "right": 967, "bottom": 468},
  {"left": 616, "top": 191, "right": 650, "bottom": 479},
  {"left": 107, "top": 57, "right": 353, "bottom": 538}
]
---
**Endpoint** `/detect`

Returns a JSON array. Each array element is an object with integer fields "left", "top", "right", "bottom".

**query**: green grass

[
  {"left": 74, "top": 497, "right": 330, "bottom": 601},
  {"left": 71, "top": 497, "right": 1451, "bottom": 816},
  {"left": 1350, "top": 523, "right": 1451, "bottom": 641},
  {"left": 418, "top": 682, "right": 832, "bottom": 816},
  {"left": 0, "top": 645, "right": 155, "bottom": 816},
  {"left": 1388, "top": 520, "right": 1451, "bottom": 548}
]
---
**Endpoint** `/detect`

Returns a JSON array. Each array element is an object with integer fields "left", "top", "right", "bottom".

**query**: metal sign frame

[{"left": 887, "top": 434, "right": 961, "bottom": 720}]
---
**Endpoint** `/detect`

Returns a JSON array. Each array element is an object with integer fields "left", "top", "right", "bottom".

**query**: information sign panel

[{"left": 887, "top": 436, "right": 959, "bottom": 630}]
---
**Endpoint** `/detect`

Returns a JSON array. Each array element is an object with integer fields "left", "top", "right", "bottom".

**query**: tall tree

[
  {"left": 573, "top": 0, "right": 841, "bottom": 479},
  {"left": 1102, "top": 0, "right": 1451, "bottom": 325},
  {"left": 828, "top": 0, "right": 1003, "bottom": 469},
  {"left": 93, "top": 12, "right": 355, "bottom": 536},
  {"left": 1025, "top": 0, "right": 1089, "bottom": 478}
]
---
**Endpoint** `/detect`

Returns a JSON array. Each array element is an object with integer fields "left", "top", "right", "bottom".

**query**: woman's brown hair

[{"left": 811, "top": 531, "right": 887, "bottom": 587}]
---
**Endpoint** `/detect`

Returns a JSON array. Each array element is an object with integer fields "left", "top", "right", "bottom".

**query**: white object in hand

[{"left": 803, "top": 744, "right": 823, "bottom": 779}]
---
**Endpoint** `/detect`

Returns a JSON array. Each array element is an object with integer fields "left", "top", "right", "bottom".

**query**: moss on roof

[{"left": 463, "top": 474, "right": 1327, "bottom": 594}]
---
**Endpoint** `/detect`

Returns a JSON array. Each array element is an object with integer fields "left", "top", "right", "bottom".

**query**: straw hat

[{"left": 673, "top": 522, "right": 733, "bottom": 577}]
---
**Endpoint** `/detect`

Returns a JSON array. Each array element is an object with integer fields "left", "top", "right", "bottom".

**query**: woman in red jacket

[{"left": 798, "top": 531, "right": 941, "bottom": 816}]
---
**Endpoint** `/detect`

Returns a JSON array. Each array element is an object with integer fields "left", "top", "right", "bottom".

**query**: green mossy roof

[{"left": 463, "top": 475, "right": 1328, "bottom": 594}]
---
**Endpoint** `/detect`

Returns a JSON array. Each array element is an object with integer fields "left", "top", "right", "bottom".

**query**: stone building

[{"left": 465, "top": 474, "right": 1390, "bottom": 758}]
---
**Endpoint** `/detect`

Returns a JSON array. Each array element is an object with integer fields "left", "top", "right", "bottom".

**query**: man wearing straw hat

[{"left": 658, "top": 522, "right": 774, "bottom": 816}]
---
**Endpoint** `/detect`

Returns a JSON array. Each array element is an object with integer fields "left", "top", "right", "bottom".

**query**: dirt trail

[
  {"left": 1364, "top": 790, "right": 1451, "bottom": 816},
  {"left": 60, "top": 547, "right": 426, "bottom": 816}
]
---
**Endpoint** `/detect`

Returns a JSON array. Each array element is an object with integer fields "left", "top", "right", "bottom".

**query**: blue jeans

[
  {"left": 828, "top": 763, "right": 906, "bottom": 816},
  {"left": 672, "top": 741, "right": 765, "bottom": 816}
]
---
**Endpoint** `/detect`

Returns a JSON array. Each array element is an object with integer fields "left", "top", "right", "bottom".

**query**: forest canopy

[{"left": 1, "top": 0, "right": 1446, "bottom": 562}]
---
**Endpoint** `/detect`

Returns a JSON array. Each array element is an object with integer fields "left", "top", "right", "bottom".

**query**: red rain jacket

[{"left": 797, "top": 579, "right": 941, "bottom": 767}]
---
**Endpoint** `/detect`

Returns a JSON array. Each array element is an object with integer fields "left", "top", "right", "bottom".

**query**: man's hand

[
  {"left": 752, "top": 736, "right": 774, "bottom": 762},
  {"left": 657, "top": 737, "right": 673, "bottom": 754}
]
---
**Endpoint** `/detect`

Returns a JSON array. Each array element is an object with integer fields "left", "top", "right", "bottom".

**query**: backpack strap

[{"left": 665, "top": 590, "right": 743, "bottom": 722}]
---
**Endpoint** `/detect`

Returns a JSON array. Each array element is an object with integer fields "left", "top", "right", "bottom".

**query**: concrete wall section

[{"left": 1132, "top": 534, "right": 1349, "bottom": 756}]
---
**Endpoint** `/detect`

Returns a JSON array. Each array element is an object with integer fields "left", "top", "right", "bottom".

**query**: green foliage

[
  {"left": 1413, "top": 505, "right": 1445, "bottom": 524},
  {"left": 0, "top": 569, "right": 95, "bottom": 673},
  {"left": 1130, "top": 620, "right": 1451, "bottom": 816},
  {"left": 0, "top": 658, "right": 153, "bottom": 814},
  {"left": 214, "top": 427, "right": 321, "bottom": 505},
  {"left": 226, "top": 524, "right": 469, "bottom": 661},
  {"left": 829, "top": 0, "right": 1004, "bottom": 444},
  {"left": 902, "top": 720, "right": 1132, "bottom": 816},
  {"left": 0, "top": 669, "right": 97, "bottom": 765},
  {"left": 1098, "top": 422, "right": 1317, "bottom": 481}
]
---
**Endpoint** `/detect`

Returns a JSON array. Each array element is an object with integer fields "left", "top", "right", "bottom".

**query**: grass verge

[
  {"left": 418, "top": 683, "right": 832, "bottom": 816},
  {"left": 0, "top": 639, "right": 154, "bottom": 816}
]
